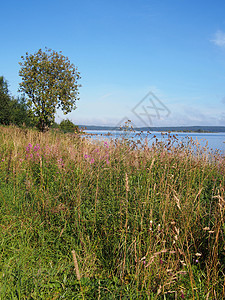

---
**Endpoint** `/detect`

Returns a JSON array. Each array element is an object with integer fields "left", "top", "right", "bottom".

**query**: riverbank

[{"left": 0, "top": 126, "right": 224, "bottom": 298}]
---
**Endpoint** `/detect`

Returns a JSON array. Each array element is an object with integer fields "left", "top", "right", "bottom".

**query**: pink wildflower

[{"left": 33, "top": 144, "right": 40, "bottom": 151}]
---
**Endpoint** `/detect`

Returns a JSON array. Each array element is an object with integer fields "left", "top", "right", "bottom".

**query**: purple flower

[
  {"left": 84, "top": 154, "right": 88, "bottom": 159},
  {"left": 90, "top": 158, "right": 95, "bottom": 164},
  {"left": 26, "top": 143, "right": 33, "bottom": 152},
  {"left": 33, "top": 144, "right": 40, "bottom": 151}
]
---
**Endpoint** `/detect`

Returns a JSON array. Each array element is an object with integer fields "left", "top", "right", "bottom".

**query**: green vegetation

[
  {"left": 0, "top": 126, "right": 224, "bottom": 299},
  {"left": 0, "top": 75, "right": 80, "bottom": 133},
  {"left": 19, "top": 48, "right": 81, "bottom": 132},
  {"left": 60, "top": 119, "right": 80, "bottom": 133},
  {"left": 0, "top": 76, "right": 32, "bottom": 127}
]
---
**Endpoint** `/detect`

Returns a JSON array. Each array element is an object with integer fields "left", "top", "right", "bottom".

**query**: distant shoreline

[{"left": 78, "top": 125, "right": 225, "bottom": 133}]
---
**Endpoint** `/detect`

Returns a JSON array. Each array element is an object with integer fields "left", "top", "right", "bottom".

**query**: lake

[{"left": 84, "top": 130, "right": 225, "bottom": 154}]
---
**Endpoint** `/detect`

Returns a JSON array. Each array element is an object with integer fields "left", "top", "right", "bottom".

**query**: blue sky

[{"left": 1, "top": 0, "right": 225, "bottom": 127}]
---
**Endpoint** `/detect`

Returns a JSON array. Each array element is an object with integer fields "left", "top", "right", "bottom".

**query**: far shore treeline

[{"left": 79, "top": 124, "right": 225, "bottom": 133}]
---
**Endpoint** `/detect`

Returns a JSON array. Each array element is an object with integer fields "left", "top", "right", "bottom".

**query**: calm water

[{"left": 84, "top": 130, "right": 225, "bottom": 154}]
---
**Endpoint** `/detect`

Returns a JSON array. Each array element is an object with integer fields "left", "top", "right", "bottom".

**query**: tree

[
  {"left": 0, "top": 76, "right": 34, "bottom": 127},
  {"left": 10, "top": 95, "right": 34, "bottom": 127},
  {"left": 0, "top": 76, "right": 11, "bottom": 125},
  {"left": 18, "top": 48, "right": 81, "bottom": 132}
]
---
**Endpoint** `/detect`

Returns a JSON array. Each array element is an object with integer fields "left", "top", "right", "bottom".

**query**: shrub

[{"left": 59, "top": 119, "right": 79, "bottom": 133}]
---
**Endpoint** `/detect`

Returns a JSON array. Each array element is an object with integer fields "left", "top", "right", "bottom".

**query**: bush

[{"left": 59, "top": 119, "right": 79, "bottom": 133}]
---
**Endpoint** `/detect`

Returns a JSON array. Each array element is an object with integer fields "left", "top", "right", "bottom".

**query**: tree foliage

[
  {"left": 0, "top": 76, "right": 11, "bottom": 125},
  {"left": 11, "top": 95, "right": 34, "bottom": 127},
  {"left": 19, "top": 48, "right": 81, "bottom": 132},
  {"left": 0, "top": 76, "right": 34, "bottom": 127}
]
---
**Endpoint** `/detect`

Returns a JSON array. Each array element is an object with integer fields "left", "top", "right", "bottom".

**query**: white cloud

[
  {"left": 211, "top": 30, "right": 225, "bottom": 47},
  {"left": 98, "top": 93, "right": 113, "bottom": 101}
]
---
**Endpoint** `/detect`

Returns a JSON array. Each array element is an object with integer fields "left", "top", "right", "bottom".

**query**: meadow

[{"left": 0, "top": 125, "right": 224, "bottom": 299}]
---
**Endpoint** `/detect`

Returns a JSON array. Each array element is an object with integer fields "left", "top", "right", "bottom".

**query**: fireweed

[{"left": 84, "top": 140, "right": 110, "bottom": 166}]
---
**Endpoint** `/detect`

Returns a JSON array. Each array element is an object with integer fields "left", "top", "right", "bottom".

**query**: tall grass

[{"left": 0, "top": 125, "right": 224, "bottom": 299}]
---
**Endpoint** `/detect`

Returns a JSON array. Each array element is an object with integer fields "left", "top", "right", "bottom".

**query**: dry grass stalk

[
  {"left": 173, "top": 192, "right": 181, "bottom": 210},
  {"left": 71, "top": 250, "right": 81, "bottom": 281}
]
